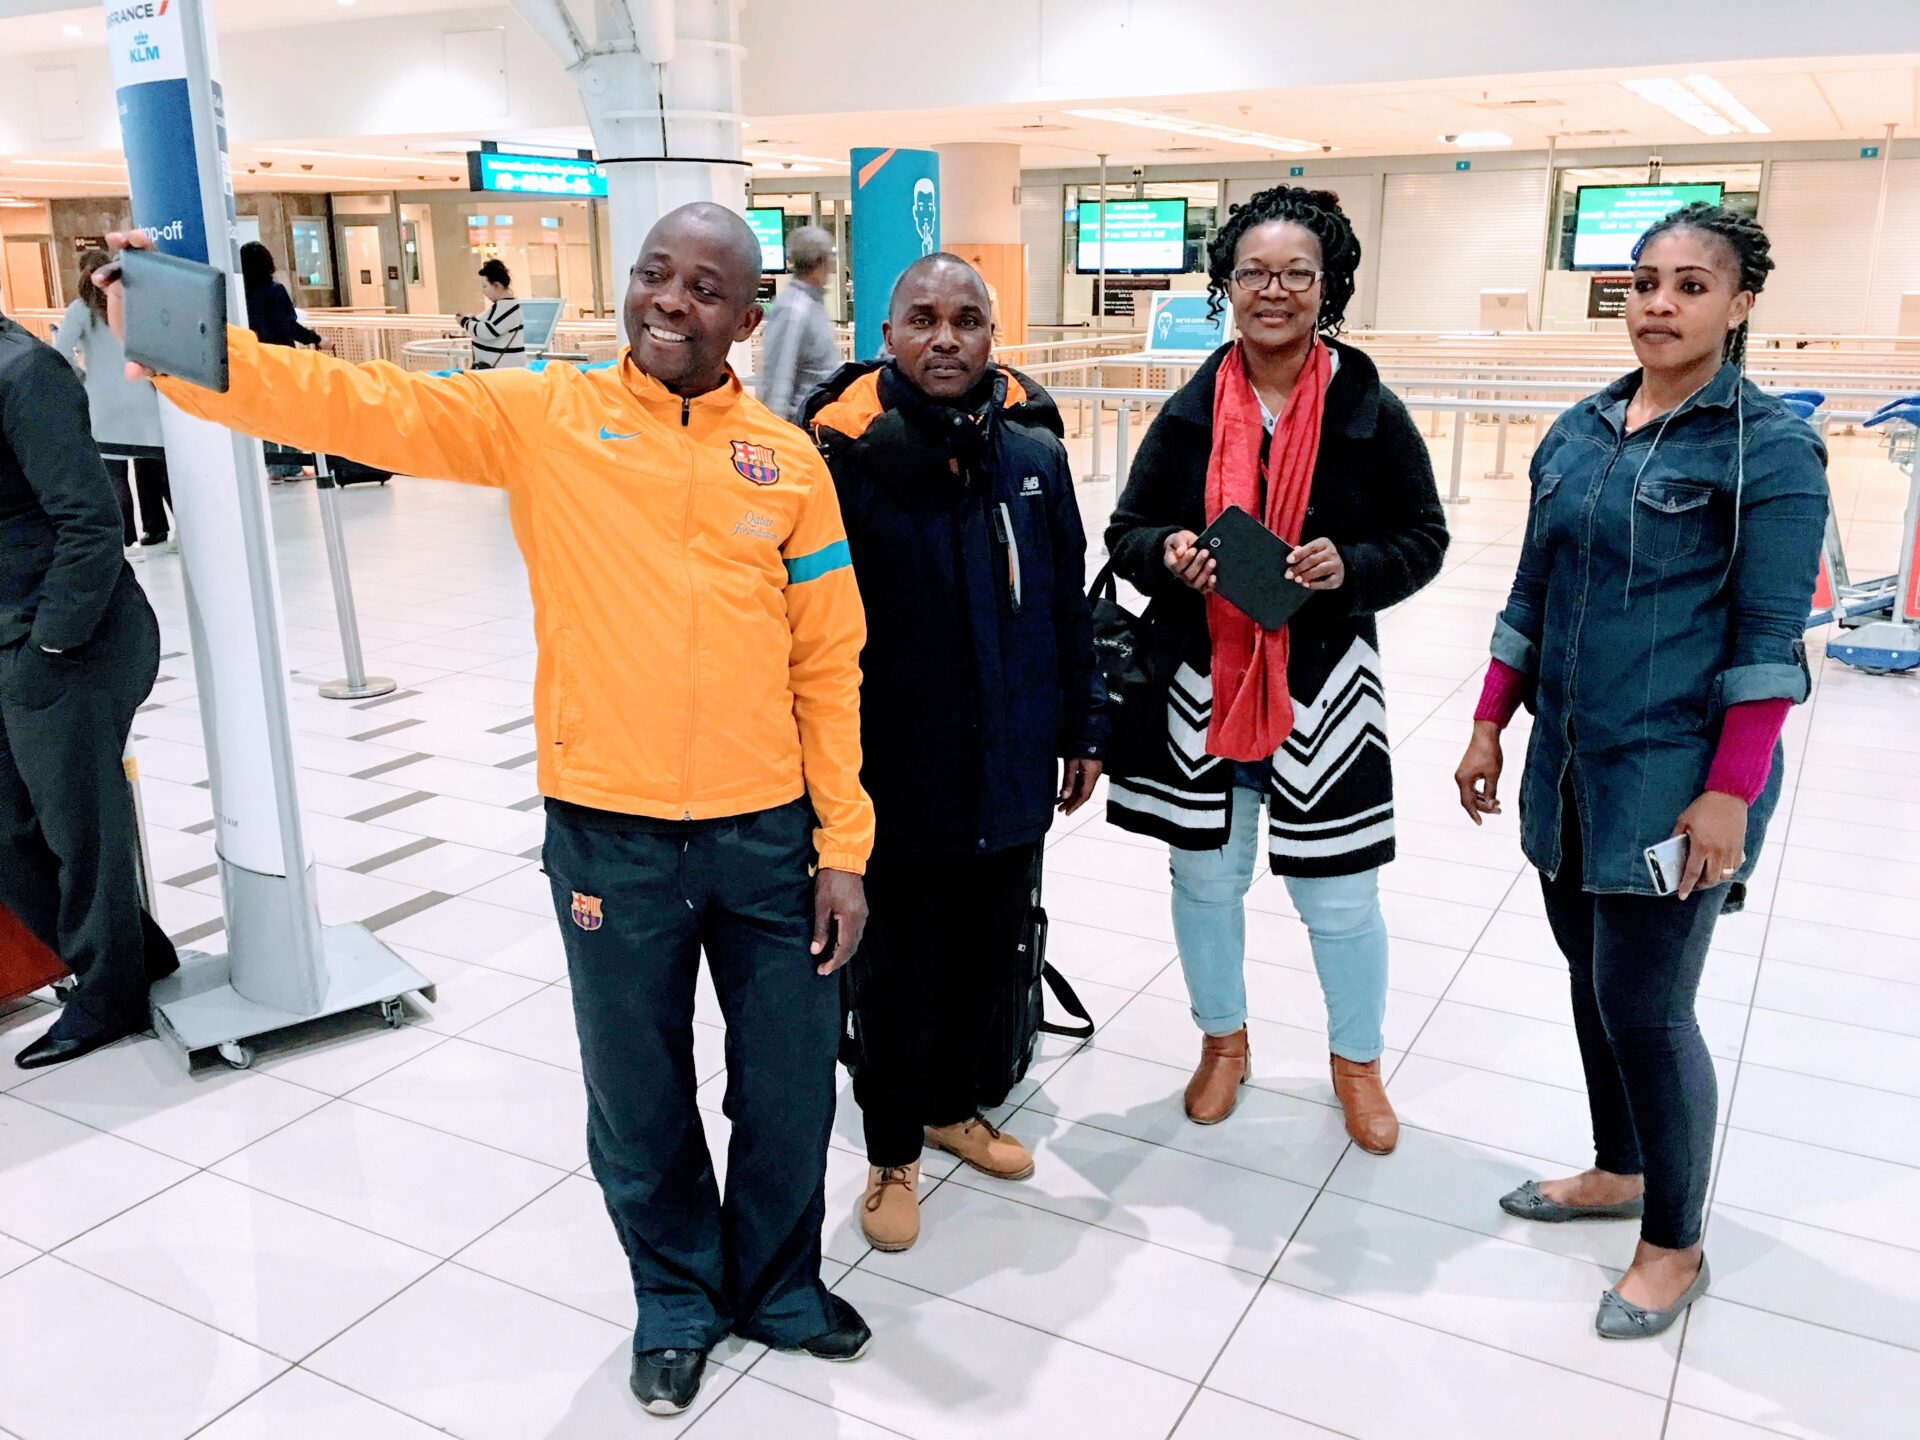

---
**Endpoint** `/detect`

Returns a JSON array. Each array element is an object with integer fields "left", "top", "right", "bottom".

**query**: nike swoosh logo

[{"left": 598, "top": 427, "right": 641, "bottom": 441}]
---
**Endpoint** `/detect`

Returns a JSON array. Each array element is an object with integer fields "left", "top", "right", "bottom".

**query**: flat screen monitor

[
  {"left": 745, "top": 207, "right": 787, "bottom": 274},
  {"left": 1571, "top": 183, "right": 1725, "bottom": 271},
  {"left": 1076, "top": 198, "right": 1188, "bottom": 274}
]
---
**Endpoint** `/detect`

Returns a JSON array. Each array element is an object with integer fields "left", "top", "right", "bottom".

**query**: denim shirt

[{"left": 1490, "top": 361, "right": 1827, "bottom": 894}]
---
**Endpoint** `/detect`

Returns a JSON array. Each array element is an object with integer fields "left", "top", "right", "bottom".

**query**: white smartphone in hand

[{"left": 1645, "top": 834, "right": 1690, "bottom": 896}]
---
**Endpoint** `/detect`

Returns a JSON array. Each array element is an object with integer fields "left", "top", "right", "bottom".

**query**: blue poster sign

[
  {"left": 1146, "top": 293, "right": 1230, "bottom": 355},
  {"left": 850, "top": 147, "right": 939, "bottom": 361},
  {"left": 104, "top": 0, "right": 209, "bottom": 262}
]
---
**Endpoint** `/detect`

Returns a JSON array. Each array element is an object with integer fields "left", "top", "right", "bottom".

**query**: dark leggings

[
  {"left": 1539, "top": 793, "right": 1727, "bottom": 1249},
  {"left": 104, "top": 457, "right": 173, "bottom": 544}
]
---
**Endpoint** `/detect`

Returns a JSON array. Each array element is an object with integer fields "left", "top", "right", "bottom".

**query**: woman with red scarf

[{"left": 1104, "top": 187, "right": 1447, "bottom": 1146}]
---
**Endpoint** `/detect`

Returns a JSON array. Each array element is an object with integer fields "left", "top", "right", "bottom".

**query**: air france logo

[{"left": 107, "top": 0, "right": 168, "bottom": 22}]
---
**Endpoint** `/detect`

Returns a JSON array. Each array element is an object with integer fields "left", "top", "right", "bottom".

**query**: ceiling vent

[{"left": 1475, "top": 96, "right": 1563, "bottom": 109}]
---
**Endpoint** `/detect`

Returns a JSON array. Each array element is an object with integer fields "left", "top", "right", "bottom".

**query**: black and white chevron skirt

[{"left": 1105, "top": 633, "right": 1395, "bottom": 879}]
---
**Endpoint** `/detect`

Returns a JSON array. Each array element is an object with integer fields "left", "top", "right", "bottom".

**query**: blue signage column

[
  {"left": 102, "top": 0, "right": 425, "bottom": 1064},
  {"left": 850, "top": 148, "right": 939, "bottom": 361}
]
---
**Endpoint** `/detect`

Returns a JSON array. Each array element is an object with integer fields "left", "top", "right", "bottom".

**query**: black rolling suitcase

[{"left": 839, "top": 850, "right": 1096, "bottom": 1108}]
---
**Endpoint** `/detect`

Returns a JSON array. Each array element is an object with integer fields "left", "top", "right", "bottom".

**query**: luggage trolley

[{"left": 1820, "top": 395, "right": 1920, "bottom": 674}]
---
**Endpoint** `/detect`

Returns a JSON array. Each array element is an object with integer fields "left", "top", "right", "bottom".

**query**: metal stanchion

[
  {"left": 1089, "top": 395, "right": 1107, "bottom": 483},
  {"left": 1115, "top": 399, "right": 1133, "bottom": 499},
  {"left": 1485, "top": 411, "right": 1514, "bottom": 481},
  {"left": 1443, "top": 391, "right": 1472, "bottom": 506},
  {"left": 314, "top": 455, "right": 396, "bottom": 701}
]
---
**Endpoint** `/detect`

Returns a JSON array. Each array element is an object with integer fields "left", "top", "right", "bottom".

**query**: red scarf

[{"left": 1204, "top": 340, "right": 1330, "bottom": 762}]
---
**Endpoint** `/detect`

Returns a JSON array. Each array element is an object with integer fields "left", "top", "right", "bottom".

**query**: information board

[
  {"left": 469, "top": 151, "right": 607, "bottom": 199},
  {"left": 1572, "top": 183, "right": 1724, "bottom": 270},
  {"left": 1076, "top": 199, "right": 1187, "bottom": 274},
  {"left": 745, "top": 207, "right": 787, "bottom": 273}
]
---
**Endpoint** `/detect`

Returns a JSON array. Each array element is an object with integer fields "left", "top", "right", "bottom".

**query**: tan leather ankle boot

[
  {"left": 1184, "top": 1027, "right": 1251, "bottom": 1125},
  {"left": 1330, "top": 1055, "right": 1399, "bottom": 1155},
  {"left": 859, "top": 1163, "right": 920, "bottom": 1252},
  {"left": 925, "top": 1117, "right": 1034, "bottom": 1180}
]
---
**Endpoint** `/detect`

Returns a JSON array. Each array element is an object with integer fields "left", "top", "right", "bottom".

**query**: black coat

[
  {"left": 1104, "top": 341, "right": 1448, "bottom": 876},
  {"left": 0, "top": 315, "right": 128, "bottom": 653},
  {"left": 809, "top": 361, "right": 1109, "bottom": 857}
]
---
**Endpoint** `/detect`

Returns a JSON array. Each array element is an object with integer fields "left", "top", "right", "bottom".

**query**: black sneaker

[
  {"left": 789, "top": 1293, "right": 872, "bottom": 1362},
  {"left": 630, "top": 1347, "right": 706, "bottom": 1416}
]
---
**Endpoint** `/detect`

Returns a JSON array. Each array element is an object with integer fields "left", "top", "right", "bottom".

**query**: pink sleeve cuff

[
  {"left": 1706, "top": 698, "right": 1791, "bottom": 804},
  {"left": 1474, "top": 659, "right": 1528, "bottom": 729}
]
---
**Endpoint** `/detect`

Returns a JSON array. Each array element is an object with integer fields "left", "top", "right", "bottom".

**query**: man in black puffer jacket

[{"left": 806, "top": 254, "right": 1107, "bottom": 1253}]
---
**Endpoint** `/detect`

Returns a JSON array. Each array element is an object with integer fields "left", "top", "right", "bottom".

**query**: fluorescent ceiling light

[
  {"left": 1683, "top": 74, "right": 1771, "bottom": 134},
  {"left": 1064, "top": 107, "right": 1319, "bottom": 154},
  {"left": 62, "top": 24, "right": 82, "bottom": 37},
  {"left": 253, "top": 146, "right": 461, "bottom": 167},
  {"left": 1442, "top": 131, "right": 1512, "bottom": 147},
  {"left": 8, "top": 158, "right": 124, "bottom": 169},
  {"left": 744, "top": 148, "right": 841, "bottom": 166},
  {"left": 752, "top": 162, "right": 822, "bottom": 174},
  {"left": 1620, "top": 77, "right": 1766, "bottom": 136}
]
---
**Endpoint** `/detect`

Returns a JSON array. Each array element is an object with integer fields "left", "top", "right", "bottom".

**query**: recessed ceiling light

[
  {"left": 1441, "top": 131, "right": 1513, "bottom": 148},
  {"left": 62, "top": 24, "right": 83, "bottom": 38},
  {"left": 743, "top": 147, "right": 840, "bottom": 166},
  {"left": 1621, "top": 77, "right": 1767, "bottom": 136},
  {"left": 1064, "top": 107, "right": 1319, "bottom": 154}
]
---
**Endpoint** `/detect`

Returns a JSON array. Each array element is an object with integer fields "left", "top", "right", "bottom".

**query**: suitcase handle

[{"left": 1037, "top": 958, "right": 1094, "bottom": 1040}]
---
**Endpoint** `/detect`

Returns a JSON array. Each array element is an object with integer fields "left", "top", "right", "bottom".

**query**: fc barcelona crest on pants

[
  {"left": 570, "top": 892, "right": 603, "bottom": 931},
  {"left": 731, "top": 440, "right": 780, "bottom": 485}
]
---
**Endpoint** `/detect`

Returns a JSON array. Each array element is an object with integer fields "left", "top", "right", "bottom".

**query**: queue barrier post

[
  {"left": 1485, "top": 411, "right": 1514, "bottom": 481},
  {"left": 1443, "top": 390, "right": 1472, "bottom": 506},
  {"left": 314, "top": 455, "right": 397, "bottom": 702}
]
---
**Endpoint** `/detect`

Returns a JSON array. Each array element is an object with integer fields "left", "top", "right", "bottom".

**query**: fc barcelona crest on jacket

[
  {"left": 730, "top": 440, "right": 779, "bottom": 485},
  {"left": 570, "top": 892, "right": 604, "bottom": 931}
]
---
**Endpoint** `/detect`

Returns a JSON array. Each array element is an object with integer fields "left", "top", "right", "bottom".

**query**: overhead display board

[
  {"left": 745, "top": 207, "right": 787, "bottom": 273},
  {"left": 1571, "top": 183, "right": 1724, "bottom": 270},
  {"left": 1076, "top": 199, "right": 1187, "bottom": 274},
  {"left": 468, "top": 150, "right": 608, "bottom": 199}
]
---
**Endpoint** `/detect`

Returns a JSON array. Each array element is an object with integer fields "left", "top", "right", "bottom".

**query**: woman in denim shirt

[{"left": 1455, "top": 205, "right": 1826, "bottom": 1339}]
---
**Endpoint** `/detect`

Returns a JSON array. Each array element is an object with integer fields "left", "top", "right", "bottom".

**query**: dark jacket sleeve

[
  {"left": 3, "top": 345, "right": 124, "bottom": 652},
  {"left": 1321, "top": 394, "right": 1449, "bottom": 619},
  {"left": 267, "top": 284, "right": 321, "bottom": 347},
  {"left": 1044, "top": 442, "right": 1109, "bottom": 759},
  {"left": 1491, "top": 426, "right": 1566, "bottom": 679},
  {"left": 1104, "top": 408, "right": 1197, "bottom": 602}
]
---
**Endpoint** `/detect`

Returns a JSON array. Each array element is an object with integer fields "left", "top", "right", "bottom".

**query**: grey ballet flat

[
  {"left": 1595, "top": 1257, "right": 1710, "bottom": 1340},
  {"left": 1498, "top": 1180, "right": 1646, "bottom": 1223}
]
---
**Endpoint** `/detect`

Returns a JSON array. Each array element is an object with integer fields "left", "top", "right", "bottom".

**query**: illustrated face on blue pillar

[{"left": 912, "top": 180, "right": 937, "bottom": 257}]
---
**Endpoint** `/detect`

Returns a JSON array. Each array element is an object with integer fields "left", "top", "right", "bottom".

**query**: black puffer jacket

[
  {"left": 808, "top": 361, "right": 1108, "bottom": 856},
  {"left": 1104, "top": 341, "right": 1448, "bottom": 876}
]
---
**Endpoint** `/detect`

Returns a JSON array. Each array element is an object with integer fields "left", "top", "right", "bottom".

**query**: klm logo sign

[{"left": 129, "top": 31, "right": 161, "bottom": 64}]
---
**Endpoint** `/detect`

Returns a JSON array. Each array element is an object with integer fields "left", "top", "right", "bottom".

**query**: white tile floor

[{"left": 2, "top": 413, "right": 1918, "bottom": 1439}]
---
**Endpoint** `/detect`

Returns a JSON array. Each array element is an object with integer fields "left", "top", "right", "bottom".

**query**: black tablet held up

[
  {"left": 119, "top": 247, "right": 229, "bottom": 393},
  {"left": 1193, "top": 504, "right": 1313, "bottom": 631}
]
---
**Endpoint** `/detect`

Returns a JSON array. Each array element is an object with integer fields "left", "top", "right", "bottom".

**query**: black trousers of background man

[
  {"left": 0, "top": 578, "right": 175, "bottom": 1034},
  {"left": 545, "top": 796, "right": 840, "bottom": 1355},
  {"left": 851, "top": 842, "right": 1040, "bottom": 1168},
  {"left": 104, "top": 455, "right": 174, "bottom": 546}
]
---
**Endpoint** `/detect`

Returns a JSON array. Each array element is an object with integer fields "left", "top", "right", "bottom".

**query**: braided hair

[
  {"left": 1205, "top": 185, "right": 1361, "bottom": 335},
  {"left": 1631, "top": 202, "right": 1774, "bottom": 366}
]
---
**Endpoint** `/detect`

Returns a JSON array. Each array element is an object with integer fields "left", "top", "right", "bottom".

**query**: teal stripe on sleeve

[{"left": 784, "top": 539, "right": 852, "bottom": 585}]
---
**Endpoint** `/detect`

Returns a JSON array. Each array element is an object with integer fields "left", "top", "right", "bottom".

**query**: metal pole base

[
  {"left": 320, "top": 676, "right": 398, "bottom": 701},
  {"left": 1483, "top": 471, "right": 1514, "bottom": 481},
  {"left": 1441, "top": 496, "right": 1474, "bottom": 507}
]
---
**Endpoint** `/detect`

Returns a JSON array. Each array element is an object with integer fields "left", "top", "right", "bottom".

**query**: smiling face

[
  {"left": 622, "top": 205, "right": 764, "bottom": 396},
  {"left": 884, "top": 258, "right": 993, "bottom": 400},
  {"left": 1626, "top": 227, "right": 1753, "bottom": 378},
  {"left": 1230, "top": 220, "right": 1323, "bottom": 358}
]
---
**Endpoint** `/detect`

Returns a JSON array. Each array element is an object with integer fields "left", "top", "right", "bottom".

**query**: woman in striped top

[{"left": 459, "top": 259, "right": 527, "bottom": 370}]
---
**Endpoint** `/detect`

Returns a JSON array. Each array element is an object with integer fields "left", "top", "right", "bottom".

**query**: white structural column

[{"left": 511, "top": 0, "right": 749, "bottom": 282}]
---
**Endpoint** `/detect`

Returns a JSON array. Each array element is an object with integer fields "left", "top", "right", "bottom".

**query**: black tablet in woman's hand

[{"left": 1194, "top": 505, "right": 1313, "bottom": 631}]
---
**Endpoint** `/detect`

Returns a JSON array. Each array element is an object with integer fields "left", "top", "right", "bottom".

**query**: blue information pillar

[
  {"left": 850, "top": 148, "right": 940, "bottom": 361},
  {"left": 102, "top": 0, "right": 426, "bottom": 1068}
]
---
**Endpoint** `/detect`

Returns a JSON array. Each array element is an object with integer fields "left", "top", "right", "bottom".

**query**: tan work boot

[
  {"left": 860, "top": 1163, "right": 921, "bottom": 1252},
  {"left": 924, "top": 1117, "right": 1035, "bottom": 1180},
  {"left": 1330, "top": 1054, "right": 1399, "bottom": 1155},
  {"left": 1184, "top": 1027, "right": 1252, "bottom": 1125}
]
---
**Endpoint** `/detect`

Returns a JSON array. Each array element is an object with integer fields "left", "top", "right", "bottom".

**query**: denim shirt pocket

[
  {"left": 1532, "top": 471, "right": 1563, "bottom": 544},
  {"left": 1631, "top": 477, "right": 1713, "bottom": 565}
]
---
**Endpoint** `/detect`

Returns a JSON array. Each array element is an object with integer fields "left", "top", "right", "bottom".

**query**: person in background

[
  {"left": 458, "top": 259, "right": 527, "bottom": 370},
  {"left": 1104, "top": 186, "right": 1447, "bottom": 1147},
  {"left": 0, "top": 305, "right": 178, "bottom": 1070},
  {"left": 103, "top": 203, "right": 874, "bottom": 1418},
  {"left": 758, "top": 226, "right": 839, "bottom": 425},
  {"left": 240, "top": 241, "right": 325, "bottom": 479},
  {"left": 808, "top": 253, "right": 1107, "bottom": 1253},
  {"left": 1455, "top": 204, "right": 1826, "bottom": 1339},
  {"left": 54, "top": 248, "right": 171, "bottom": 547}
]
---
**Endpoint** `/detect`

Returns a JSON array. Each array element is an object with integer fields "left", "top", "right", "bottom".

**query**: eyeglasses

[{"left": 1231, "top": 265, "right": 1322, "bottom": 295}]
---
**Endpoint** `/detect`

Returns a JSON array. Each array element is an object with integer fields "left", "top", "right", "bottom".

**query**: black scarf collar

[{"left": 877, "top": 362, "right": 1002, "bottom": 465}]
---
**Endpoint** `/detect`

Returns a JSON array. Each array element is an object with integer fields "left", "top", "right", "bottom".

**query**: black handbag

[{"left": 1088, "top": 561, "right": 1181, "bottom": 776}]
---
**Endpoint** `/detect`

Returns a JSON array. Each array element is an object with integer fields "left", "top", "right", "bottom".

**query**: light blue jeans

[{"left": 1169, "top": 781, "right": 1390, "bottom": 1061}]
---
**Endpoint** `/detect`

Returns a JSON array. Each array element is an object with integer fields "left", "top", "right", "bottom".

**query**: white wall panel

[
  {"left": 1762, "top": 158, "right": 1920, "bottom": 335},
  {"left": 1374, "top": 168, "right": 1549, "bottom": 331}
]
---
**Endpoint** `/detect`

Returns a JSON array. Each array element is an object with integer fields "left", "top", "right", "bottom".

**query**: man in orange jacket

[{"left": 104, "top": 205, "right": 873, "bottom": 1417}]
